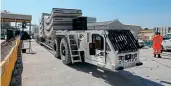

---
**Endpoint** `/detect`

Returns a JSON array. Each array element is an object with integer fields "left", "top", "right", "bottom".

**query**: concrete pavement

[
  {"left": 22, "top": 40, "right": 171, "bottom": 86},
  {"left": 0, "top": 40, "right": 5, "bottom": 43}
]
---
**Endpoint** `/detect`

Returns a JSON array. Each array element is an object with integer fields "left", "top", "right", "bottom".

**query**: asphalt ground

[{"left": 22, "top": 40, "right": 171, "bottom": 86}]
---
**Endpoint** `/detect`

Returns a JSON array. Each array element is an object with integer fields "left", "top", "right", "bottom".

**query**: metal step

[
  {"left": 71, "top": 46, "right": 78, "bottom": 50},
  {"left": 72, "top": 60, "right": 82, "bottom": 63},
  {"left": 70, "top": 44, "right": 77, "bottom": 47},
  {"left": 72, "top": 56, "right": 81, "bottom": 60},
  {"left": 71, "top": 55, "right": 79, "bottom": 57},
  {"left": 71, "top": 50, "right": 78, "bottom": 51},
  {"left": 72, "top": 50, "right": 79, "bottom": 55},
  {"left": 70, "top": 44, "right": 77, "bottom": 46},
  {"left": 70, "top": 44, "right": 77, "bottom": 45},
  {"left": 71, "top": 49, "right": 78, "bottom": 50},
  {"left": 68, "top": 34, "right": 82, "bottom": 63}
]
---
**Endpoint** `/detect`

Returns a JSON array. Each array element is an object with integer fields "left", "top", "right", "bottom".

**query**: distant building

[
  {"left": 154, "top": 27, "right": 171, "bottom": 36},
  {"left": 1, "top": 10, "right": 11, "bottom": 34},
  {"left": 1, "top": 10, "right": 32, "bottom": 37},
  {"left": 138, "top": 29, "right": 154, "bottom": 41},
  {"left": 32, "top": 25, "right": 39, "bottom": 34},
  {"left": 87, "top": 19, "right": 141, "bottom": 39},
  {"left": 1, "top": 22, "right": 11, "bottom": 34}
]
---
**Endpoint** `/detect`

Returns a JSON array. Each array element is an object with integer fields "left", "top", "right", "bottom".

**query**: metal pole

[
  {"left": 29, "top": 21, "right": 31, "bottom": 52},
  {"left": 15, "top": 19, "right": 17, "bottom": 29}
]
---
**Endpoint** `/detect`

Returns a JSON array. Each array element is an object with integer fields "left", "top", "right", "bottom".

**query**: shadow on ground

[
  {"left": 160, "top": 57, "right": 171, "bottom": 60},
  {"left": 69, "top": 63, "right": 163, "bottom": 86},
  {"left": 160, "top": 81, "right": 171, "bottom": 85},
  {"left": 162, "top": 53, "right": 171, "bottom": 56}
]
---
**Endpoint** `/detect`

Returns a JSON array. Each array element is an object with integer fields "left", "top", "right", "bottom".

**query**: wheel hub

[{"left": 61, "top": 44, "right": 66, "bottom": 56}]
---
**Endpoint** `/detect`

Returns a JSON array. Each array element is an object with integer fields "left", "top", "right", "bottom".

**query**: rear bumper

[
  {"left": 139, "top": 45, "right": 144, "bottom": 48},
  {"left": 115, "top": 62, "right": 143, "bottom": 70},
  {"left": 162, "top": 48, "right": 171, "bottom": 51},
  {"left": 115, "top": 66, "right": 124, "bottom": 70},
  {"left": 163, "top": 46, "right": 171, "bottom": 50},
  {"left": 165, "top": 48, "right": 171, "bottom": 50},
  {"left": 136, "top": 62, "right": 143, "bottom": 66}
]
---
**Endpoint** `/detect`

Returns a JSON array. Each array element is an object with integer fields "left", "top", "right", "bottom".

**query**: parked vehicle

[
  {"left": 162, "top": 33, "right": 171, "bottom": 51},
  {"left": 138, "top": 40, "right": 145, "bottom": 48},
  {"left": 1, "top": 33, "right": 5, "bottom": 39},
  {"left": 36, "top": 8, "right": 143, "bottom": 71}
]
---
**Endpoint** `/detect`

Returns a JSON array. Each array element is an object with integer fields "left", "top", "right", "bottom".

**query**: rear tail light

[{"left": 89, "top": 43, "right": 92, "bottom": 48}]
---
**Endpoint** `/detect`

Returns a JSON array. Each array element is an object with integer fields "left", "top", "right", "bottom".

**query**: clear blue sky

[{"left": 1, "top": 0, "right": 171, "bottom": 28}]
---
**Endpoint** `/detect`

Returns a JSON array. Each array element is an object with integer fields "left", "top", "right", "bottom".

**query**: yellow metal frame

[{"left": 0, "top": 37, "right": 20, "bottom": 86}]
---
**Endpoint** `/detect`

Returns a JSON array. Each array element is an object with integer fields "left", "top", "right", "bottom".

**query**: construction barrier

[
  {"left": 0, "top": 37, "right": 20, "bottom": 86},
  {"left": 144, "top": 40, "right": 153, "bottom": 48}
]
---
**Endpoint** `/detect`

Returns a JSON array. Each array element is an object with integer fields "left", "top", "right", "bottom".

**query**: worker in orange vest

[{"left": 152, "top": 32, "right": 163, "bottom": 58}]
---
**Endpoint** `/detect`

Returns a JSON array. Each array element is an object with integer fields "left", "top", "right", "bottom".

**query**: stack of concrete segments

[{"left": 39, "top": 8, "right": 82, "bottom": 39}]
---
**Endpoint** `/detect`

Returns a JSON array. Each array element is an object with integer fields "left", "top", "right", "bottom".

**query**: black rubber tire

[
  {"left": 15, "top": 64, "right": 23, "bottom": 71},
  {"left": 53, "top": 39, "right": 61, "bottom": 59},
  {"left": 10, "top": 77, "right": 18, "bottom": 86},
  {"left": 15, "top": 75, "right": 22, "bottom": 86},
  {"left": 60, "top": 38, "right": 72, "bottom": 65},
  {"left": 16, "top": 60, "right": 23, "bottom": 69},
  {"left": 13, "top": 69, "right": 19, "bottom": 76},
  {"left": 14, "top": 65, "right": 23, "bottom": 75},
  {"left": 17, "top": 60, "right": 22, "bottom": 64}
]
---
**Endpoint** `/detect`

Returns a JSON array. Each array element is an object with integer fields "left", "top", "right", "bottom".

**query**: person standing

[
  {"left": 20, "top": 30, "right": 24, "bottom": 40},
  {"left": 152, "top": 32, "right": 163, "bottom": 58}
]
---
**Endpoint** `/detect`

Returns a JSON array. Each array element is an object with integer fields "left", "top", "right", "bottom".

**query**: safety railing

[{"left": 0, "top": 37, "right": 20, "bottom": 86}]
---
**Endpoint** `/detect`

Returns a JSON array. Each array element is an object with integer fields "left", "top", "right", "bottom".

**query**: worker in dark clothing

[
  {"left": 20, "top": 30, "right": 24, "bottom": 49},
  {"left": 20, "top": 30, "right": 24, "bottom": 40}
]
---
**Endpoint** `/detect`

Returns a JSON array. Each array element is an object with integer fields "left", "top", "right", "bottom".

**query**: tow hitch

[
  {"left": 136, "top": 62, "right": 143, "bottom": 66},
  {"left": 115, "top": 66, "right": 124, "bottom": 70}
]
